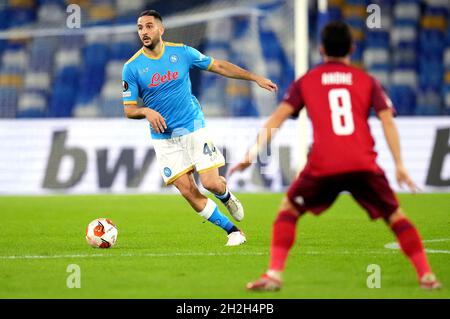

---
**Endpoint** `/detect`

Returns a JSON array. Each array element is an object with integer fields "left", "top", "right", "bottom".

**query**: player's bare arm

[
  {"left": 123, "top": 104, "right": 167, "bottom": 133},
  {"left": 378, "top": 108, "right": 419, "bottom": 192},
  {"left": 208, "top": 59, "right": 278, "bottom": 92},
  {"left": 228, "top": 102, "right": 294, "bottom": 176}
]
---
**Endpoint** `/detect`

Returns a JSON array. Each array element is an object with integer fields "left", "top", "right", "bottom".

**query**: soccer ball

[{"left": 85, "top": 218, "right": 118, "bottom": 248}]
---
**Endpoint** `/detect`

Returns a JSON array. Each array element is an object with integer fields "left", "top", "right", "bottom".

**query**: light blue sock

[{"left": 199, "top": 198, "right": 234, "bottom": 233}]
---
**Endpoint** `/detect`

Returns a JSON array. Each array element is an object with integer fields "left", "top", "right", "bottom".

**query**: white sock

[
  {"left": 267, "top": 270, "right": 282, "bottom": 281},
  {"left": 198, "top": 198, "right": 216, "bottom": 220}
]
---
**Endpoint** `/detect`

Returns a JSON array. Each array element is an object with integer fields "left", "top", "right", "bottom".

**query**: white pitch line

[
  {"left": 384, "top": 238, "right": 450, "bottom": 254},
  {"left": 0, "top": 251, "right": 266, "bottom": 260},
  {"left": 0, "top": 250, "right": 401, "bottom": 260}
]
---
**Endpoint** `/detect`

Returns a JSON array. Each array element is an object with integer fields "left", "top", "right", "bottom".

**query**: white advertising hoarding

[{"left": 0, "top": 117, "right": 449, "bottom": 195}]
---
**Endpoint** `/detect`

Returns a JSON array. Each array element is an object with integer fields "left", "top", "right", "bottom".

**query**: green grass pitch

[{"left": 0, "top": 193, "right": 448, "bottom": 299}]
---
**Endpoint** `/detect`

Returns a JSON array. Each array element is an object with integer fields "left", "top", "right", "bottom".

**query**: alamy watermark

[
  {"left": 366, "top": 264, "right": 381, "bottom": 288},
  {"left": 366, "top": 4, "right": 382, "bottom": 29},
  {"left": 66, "top": 4, "right": 81, "bottom": 29},
  {"left": 66, "top": 264, "right": 81, "bottom": 288}
]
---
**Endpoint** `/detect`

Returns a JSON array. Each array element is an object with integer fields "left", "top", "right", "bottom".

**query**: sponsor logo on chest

[{"left": 148, "top": 70, "right": 179, "bottom": 88}]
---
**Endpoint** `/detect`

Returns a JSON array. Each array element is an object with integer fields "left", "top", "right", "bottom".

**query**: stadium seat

[
  {"left": 392, "top": 45, "right": 417, "bottom": 69},
  {"left": 48, "top": 83, "right": 77, "bottom": 117},
  {"left": 391, "top": 69, "right": 418, "bottom": 88},
  {"left": 24, "top": 72, "right": 51, "bottom": 93},
  {"left": 388, "top": 85, "right": 416, "bottom": 115},
  {"left": 0, "top": 87, "right": 18, "bottom": 118},
  {"left": 0, "top": 72, "right": 23, "bottom": 88},
  {"left": 89, "top": 4, "right": 116, "bottom": 22},
  {"left": 54, "top": 49, "right": 81, "bottom": 70},
  {"left": 363, "top": 48, "right": 390, "bottom": 69},
  {"left": 73, "top": 101, "right": 101, "bottom": 118},
  {"left": 420, "top": 29, "right": 445, "bottom": 53},
  {"left": 8, "top": 7, "right": 36, "bottom": 27},
  {"left": 366, "top": 31, "right": 390, "bottom": 48},
  {"left": 419, "top": 60, "right": 443, "bottom": 90},
  {"left": 83, "top": 42, "right": 110, "bottom": 68},
  {"left": 0, "top": 8, "right": 10, "bottom": 30},
  {"left": 29, "top": 38, "right": 57, "bottom": 73},
  {"left": 17, "top": 91, "right": 47, "bottom": 118},
  {"left": 416, "top": 88, "right": 443, "bottom": 115},
  {"left": 1, "top": 48, "right": 28, "bottom": 71},
  {"left": 115, "top": 0, "right": 146, "bottom": 15},
  {"left": 99, "top": 80, "right": 123, "bottom": 117},
  {"left": 391, "top": 25, "right": 418, "bottom": 47},
  {"left": 393, "top": 2, "right": 420, "bottom": 22},
  {"left": 369, "top": 65, "right": 391, "bottom": 88},
  {"left": 37, "top": 3, "right": 65, "bottom": 25}
]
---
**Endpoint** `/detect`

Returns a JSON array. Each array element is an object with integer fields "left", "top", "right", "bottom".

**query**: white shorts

[{"left": 152, "top": 128, "right": 225, "bottom": 184}]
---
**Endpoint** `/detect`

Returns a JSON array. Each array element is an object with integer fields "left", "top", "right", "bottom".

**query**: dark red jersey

[{"left": 283, "top": 61, "right": 395, "bottom": 177}]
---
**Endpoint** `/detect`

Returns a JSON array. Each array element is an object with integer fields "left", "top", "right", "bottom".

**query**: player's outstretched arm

[
  {"left": 123, "top": 104, "right": 167, "bottom": 133},
  {"left": 208, "top": 59, "right": 277, "bottom": 92},
  {"left": 228, "top": 102, "right": 294, "bottom": 177},
  {"left": 378, "top": 109, "right": 420, "bottom": 193}
]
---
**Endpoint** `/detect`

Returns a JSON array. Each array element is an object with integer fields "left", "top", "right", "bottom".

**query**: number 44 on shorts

[{"left": 203, "top": 142, "right": 216, "bottom": 156}]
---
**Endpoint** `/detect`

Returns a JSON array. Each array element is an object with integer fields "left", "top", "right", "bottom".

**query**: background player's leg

[
  {"left": 268, "top": 196, "right": 302, "bottom": 274},
  {"left": 248, "top": 174, "right": 338, "bottom": 291},
  {"left": 246, "top": 196, "right": 302, "bottom": 291},
  {"left": 199, "top": 168, "right": 244, "bottom": 222},
  {"left": 388, "top": 209, "right": 441, "bottom": 289},
  {"left": 349, "top": 172, "right": 440, "bottom": 289},
  {"left": 172, "top": 171, "right": 245, "bottom": 245}
]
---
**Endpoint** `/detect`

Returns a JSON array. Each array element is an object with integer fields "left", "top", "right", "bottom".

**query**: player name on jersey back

[{"left": 321, "top": 72, "right": 353, "bottom": 85}]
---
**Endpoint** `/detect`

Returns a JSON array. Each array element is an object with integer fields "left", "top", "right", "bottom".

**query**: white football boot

[
  {"left": 224, "top": 193, "right": 244, "bottom": 222},
  {"left": 226, "top": 231, "right": 246, "bottom": 246}
]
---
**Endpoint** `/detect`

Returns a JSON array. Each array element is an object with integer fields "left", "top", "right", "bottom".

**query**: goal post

[{"left": 294, "top": 0, "right": 310, "bottom": 174}]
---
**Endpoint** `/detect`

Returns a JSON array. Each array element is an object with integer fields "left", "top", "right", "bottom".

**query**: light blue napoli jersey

[{"left": 122, "top": 42, "right": 214, "bottom": 139}]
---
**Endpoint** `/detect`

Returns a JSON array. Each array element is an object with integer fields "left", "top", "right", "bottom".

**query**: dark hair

[
  {"left": 320, "top": 21, "right": 353, "bottom": 57},
  {"left": 138, "top": 10, "right": 163, "bottom": 22}
]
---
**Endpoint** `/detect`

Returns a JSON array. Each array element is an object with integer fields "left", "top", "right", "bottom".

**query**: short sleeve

[
  {"left": 184, "top": 45, "right": 214, "bottom": 70},
  {"left": 371, "top": 76, "right": 396, "bottom": 116},
  {"left": 282, "top": 78, "right": 305, "bottom": 117},
  {"left": 122, "top": 63, "right": 139, "bottom": 105}
]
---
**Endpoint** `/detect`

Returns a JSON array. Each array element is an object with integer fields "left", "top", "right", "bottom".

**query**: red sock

[
  {"left": 269, "top": 210, "right": 299, "bottom": 271},
  {"left": 391, "top": 218, "right": 432, "bottom": 279}
]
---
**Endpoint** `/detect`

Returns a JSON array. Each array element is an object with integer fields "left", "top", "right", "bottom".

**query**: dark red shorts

[{"left": 286, "top": 171, "right": 399, "bottom": 220}]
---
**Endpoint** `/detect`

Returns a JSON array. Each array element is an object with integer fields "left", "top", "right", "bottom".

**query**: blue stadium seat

[
  {"left": 48, "top": 83, "right": 77, "bottom": 117},
  {"left": 327, "top": 7, "right": 342, "bottom": 22},
  {"left": 419, "top": 55, "right": 443, "bottom": 90},
  {"left": 420, "top": 29, "right": 445, "bottom": 53},
  {"left": 0, "top": 8, "right": 10, "bottom": 30},
  {"left": 416, "top": 89, "right": 443, "bottom": 115},
  {"left": 388, "top": 85, "right": 416, "bottom": 115},
  {"left": 366, "top": 31, "right": 390, "bottom": 48},
  {"left": 83, "top": 43, "right": 110, "bottom": 68},
  {"left": 393, "top": 46, "right": 417, "bottom": 69},
  {"left": 0, "top": 87, "right": 18, "bottom": 118},
  {"left": 8, "top": 8, "right": 36, "bottom": 27},
  {"left": 110, "top": 42, "right": 136, "bottom": 60}
]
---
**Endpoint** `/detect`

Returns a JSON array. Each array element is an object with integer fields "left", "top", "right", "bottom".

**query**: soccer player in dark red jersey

[{"left": 228, "top": 21, "right": 441, "bottom": 291}]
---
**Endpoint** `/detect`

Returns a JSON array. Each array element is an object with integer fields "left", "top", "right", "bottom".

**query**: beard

[{"left": 143, "top": 37, "right": 160, "bottom": 50}]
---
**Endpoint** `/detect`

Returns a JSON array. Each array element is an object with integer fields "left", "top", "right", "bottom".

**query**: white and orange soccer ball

[{"left": 85, "top": 218, "right": 118, "bottom": 248}]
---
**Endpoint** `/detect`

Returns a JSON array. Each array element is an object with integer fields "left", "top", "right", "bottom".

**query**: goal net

[{"left": 0, "top": 0, "right": 296, "bottom": 119}]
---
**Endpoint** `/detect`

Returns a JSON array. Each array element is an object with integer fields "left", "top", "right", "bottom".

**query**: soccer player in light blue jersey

[{"left": 122, "top": 10, "right": 277, "bottom": 246}]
